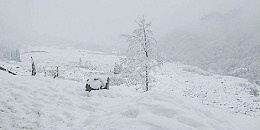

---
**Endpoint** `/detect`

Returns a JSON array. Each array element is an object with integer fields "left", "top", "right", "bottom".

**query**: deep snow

[{"left": 0, "top": 46, "right": 259, "bottom": 130}]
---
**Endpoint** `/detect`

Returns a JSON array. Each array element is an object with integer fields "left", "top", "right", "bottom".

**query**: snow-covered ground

[
  {"left": 154, "top": 63, "right": 259, "bottom": 117},
  {"left": 0, "top": 46, "right": 259, "bottom": 129}
]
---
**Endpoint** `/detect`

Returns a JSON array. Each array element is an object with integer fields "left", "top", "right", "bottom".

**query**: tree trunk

[
  {"left": 145, "top": 65, "right": 148, "bottom": 91},
  {"left": 142, "top": 20, "right": 149, "bottom": 92}
]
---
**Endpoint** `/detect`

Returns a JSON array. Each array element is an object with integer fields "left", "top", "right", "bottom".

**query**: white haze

[
  {"left": 0, "top": 0, "right": 254, "bottom": 48},
  {"left": 0, "top": 0, "right": 258, "bottom": 82}
]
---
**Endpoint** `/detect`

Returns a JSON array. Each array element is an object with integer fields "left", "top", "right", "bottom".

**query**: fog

[
  {"left": 1, "top": 0, "right": 255, "bottom": 48},
  {"left": 0, "top": 0, "right": 258, "bottom": 82},
  {"left": 159, "top": 0, "right": 258, "bottom": 83}
]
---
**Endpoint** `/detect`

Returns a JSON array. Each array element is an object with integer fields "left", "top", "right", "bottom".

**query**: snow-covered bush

[
  {"left": 113, "top": 63, "right": 122, "bottom": 74},
  {"left": 122, "top": 70, "right": 156, "bottom": 88},
  {"left": 125, "top": 73, "right": 145, "bottom": 87},
  {"left": 109, "top": 74, "right": 126, "bottom": 86},
  {"left": 10, "top": 49, "right": 21, "bottom": 62},
  {"left": 249, "top": 87, "right": 259, "bottom": 97}
]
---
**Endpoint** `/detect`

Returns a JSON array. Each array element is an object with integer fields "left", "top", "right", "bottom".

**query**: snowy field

[
  {"left": 0, "top": 46, "right": 259, "bottom": 130},
  {"left": 154, "top": 63, "right": 259, "bottom": 117}
]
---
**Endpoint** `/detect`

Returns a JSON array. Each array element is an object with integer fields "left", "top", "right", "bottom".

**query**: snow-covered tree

[
  {"left": 122, "top": 17, "right": 162, "bottom": 91},
  {"left": 113, "top": 62, "right": 122, "bottom": 74},
  {"left": 9, "top": 49, "right": 21, "bottom": 62},
  {"left": 15, "top": 49, "right": 21, "bottom": 62}
]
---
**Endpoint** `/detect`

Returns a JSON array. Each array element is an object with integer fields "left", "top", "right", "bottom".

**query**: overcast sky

[{"left": 0, "top": 0, "right": 258, "bottom": 49}]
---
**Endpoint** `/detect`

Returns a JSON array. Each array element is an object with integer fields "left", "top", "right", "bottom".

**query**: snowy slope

[
  {"left": 17, "top": 46, "right": 121, "bottom": 82},
  {"left": 0, "top": 46, "right": 258, "bottom": 129},
  {"left": 0, "top": 71, "right": 258, "bottom": 130},
  {"left": 154, "top": 63, "right": 259, "bottom": 117}
]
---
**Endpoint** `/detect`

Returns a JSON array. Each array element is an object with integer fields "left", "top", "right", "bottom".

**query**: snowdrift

[{"left": 0, "top": 71, "right": 258, "bottom": 130}]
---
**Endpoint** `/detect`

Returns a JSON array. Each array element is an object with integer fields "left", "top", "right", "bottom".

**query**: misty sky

[{"left": 0, "top": 0, "right": 258, "bottom": 49}]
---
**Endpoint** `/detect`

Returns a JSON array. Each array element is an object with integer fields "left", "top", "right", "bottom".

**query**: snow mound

[{"left": 86, "top": 75, "right": 109, "bottom": 89}]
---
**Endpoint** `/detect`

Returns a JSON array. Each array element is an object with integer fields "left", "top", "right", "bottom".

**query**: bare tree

[{"left": 122, "top": 17, "right": 162, "bottom": 91}]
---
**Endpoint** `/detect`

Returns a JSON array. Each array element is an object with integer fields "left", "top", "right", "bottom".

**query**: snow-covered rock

[{"left": 86, "top": 75, "right": 109, "bottom": 91}]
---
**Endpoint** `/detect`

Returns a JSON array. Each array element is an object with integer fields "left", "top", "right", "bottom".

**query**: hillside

[{"left": 0, "top": 46, "right": 258, "bottom": 129}]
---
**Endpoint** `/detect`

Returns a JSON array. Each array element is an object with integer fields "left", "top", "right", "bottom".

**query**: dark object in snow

[
  {"left": 0, "top": 66, "right": 17, "bottom": 75},
  {"left": 85, "top": 76, "right": 110, "bottom": 92},
  {"left": 53, "top": 67, "right": 59, "bottom": 79},
  {"left": 31, "top": 57, "right": 36, "bottom": 76}
]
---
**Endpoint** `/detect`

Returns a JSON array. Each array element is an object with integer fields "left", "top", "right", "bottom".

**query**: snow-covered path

[{"left": 0, "top": 71, "right": 258, "bottom": 130}]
